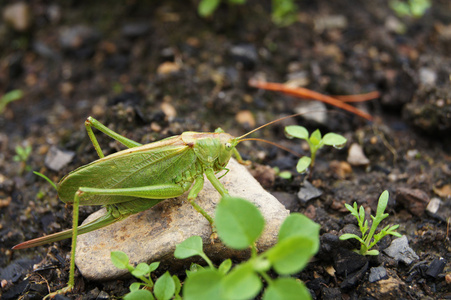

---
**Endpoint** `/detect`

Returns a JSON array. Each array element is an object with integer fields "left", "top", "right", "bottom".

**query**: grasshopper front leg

[{"left": 186, "top": 167, "right": 232, "bottom": 242}]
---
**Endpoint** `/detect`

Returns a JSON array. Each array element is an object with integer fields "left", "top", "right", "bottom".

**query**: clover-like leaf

[
  {"left": 263, "top": 277, "right": 311, "bottom": 300},
  {"left": 215, "top": 197, "right": 265, "bottom": 250},
  {"left": 154, "top": 271, "right": 175, "bottom": 300},
  {"left": 223, "top": 263, "right": 262, "bottom": 300},
  {"left": 111, "top": 251, "right": 130, "bottom": 270},
  {"left": 174, "top": 236, "right": 204, "bottom": 259},
  {"left": 285, "top": 125, "right": 309, "bottom": 140},
  {"left": 296, "top": 156, "right": 311, "bottom": 174},
  {"left": 322, "top": 132, "right": 347, "bottom": 147}
]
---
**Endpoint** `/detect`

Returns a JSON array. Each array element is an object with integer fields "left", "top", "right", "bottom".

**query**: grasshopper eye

[{"left": 225, "top": 142, "right": 232, "bottom": 150}]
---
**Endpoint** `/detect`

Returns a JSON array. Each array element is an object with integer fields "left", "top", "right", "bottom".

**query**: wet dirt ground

[{"left": 0, "top": 0, "right": 450, "bottom": 299}]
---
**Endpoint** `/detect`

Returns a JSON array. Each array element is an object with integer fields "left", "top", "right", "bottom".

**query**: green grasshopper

[{"left": 12, "top": 115, "right": 301, "bottom": 298}]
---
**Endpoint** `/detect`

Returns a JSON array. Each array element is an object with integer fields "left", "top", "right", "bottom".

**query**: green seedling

[
  {"left": 273, "top": 166, "right": 292, "bottom": 180},
  {"left": 285, "top": 125, "right": 347, "bottom": 174},
  {"left": 198, "top": 0, "right": 298, "bottom": 26},
  {"left": 13, "top": 145, "right": 32, "bottom": 173},
  {"left": 198, "top": 0, "right": 244, "bottom": 17},
  {"left": 111, "top": 252, "right": 181, "bottom": 300},
  {"left": 12, "top": 113, "right": 310, "bottom": 298},
  {"left": 179, "top": 197, "right": 319, "bottom": 300},
  {"left": 339, "top": 190, "right": 402, "bottom": 255},
  {"left": 113, "top": 196, "right": 319, "bottom": 299},
  {"left": 0, "top": 89, "right": 24, "bottom": 113},
  {"left": 389, "top": 0, "right": 431, "bottom": 17}
]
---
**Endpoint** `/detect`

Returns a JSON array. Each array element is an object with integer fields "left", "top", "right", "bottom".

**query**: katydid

[{"left": 12, "top": 114, "right": 305, "bottom": 298}]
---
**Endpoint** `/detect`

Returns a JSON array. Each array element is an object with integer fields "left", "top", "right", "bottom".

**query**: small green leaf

[
  {"left": 278, "top": 171, "right": 292, "bottom": 179},
  {"left": 223, "top": 263, "right": 262, "bottom": 300},
  {"left": 215, "top": 197, "right": 265, "bottom": 250},
  {"left": 174, "top": 236, "right": 204, "bottom": 259},
  {"left": 183, "top": 269, "right": 225, "bottom": 300},
  {"left": 358, "top": 205, "right": 365, "bottom": 223},
  {"left": 173, "top": 275, "right": 181, "bottom": 295},
  {"left": 218, "top": 259, "right": 232, "bottom": 274},
  {"left": 376, "top": 190, "right": 389, "bottom": 217},
  {"left": 366, "top": 249, "right": 380, "bottom": 256},
  {"left": 309, "top": 129, "right": 322, "bottom": 145},
  {"left": 266, "top": 236, "right": 314, "bottom": 275},
  {"left": 131, "top": 263, "right": 150, "bottom": 277},
  {"left": 339, "top": 233, "right": 365, "bottom": 244},
  {"left": 252, "top": 256, "right": 271, "bottom": 272},
  {"left": 322, "top": 133, "right": 347, "bottom": 147},
  {"left": 278, "top": 213, "right": 320, "bottom": 253},
  {"left": 154, "top": 271, "right": 175, "bottom": 300},
  {"left": 124, "top": 289, "right": 155, "bottom": 300},
  {"left": 344, "top": 203, "right": 355, "bottom": 214},
  {"left": 148, "top": 262, "right": 160, "bottom": 273},
  {"left": 129, "top": 282, "right": 143, "bottom": 292},
  {"left": 198, "top": 0, "right": 221, "bottom": 16},
  {"left": 0, "top": 89, "right": 23, "bottom": 113},
  {"left": 285, "top": 125, "right": 309, "bottom": 140},
  {"left": 296, "top": 156, "right": 311, "bottom": 174},
  {"left": 111, "top": 251, "right": 130, "bottom": 269},
  {"left": 186, "top": 263, "right": 205, "bottom": 277},
  {"left": 263, "top": 277, "right": 311, "bottom": 300}
]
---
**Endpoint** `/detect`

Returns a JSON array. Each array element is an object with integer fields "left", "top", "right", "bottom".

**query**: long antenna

[
  {"left": 238, "top": 137, "right": 301, "bottom": 157},
  {"left": 237, "top": 113, "right": 299, "bottom": 140},
  {"left": 237, "top": 111, "right": 330, "bottom": 140}
]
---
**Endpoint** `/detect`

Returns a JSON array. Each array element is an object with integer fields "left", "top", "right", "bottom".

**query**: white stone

[
  {"left": 75, "top": 158, "right": 289, "bottom": 280},
  {"left": 426, "top": 197, "right": 441, "bottom": 214},
  {"left": 347, "top": 143, "right": 370, "bottom": 166}
]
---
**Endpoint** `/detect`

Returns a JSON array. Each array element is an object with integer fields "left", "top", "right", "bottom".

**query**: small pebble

[
  {"left": 396, "top": 187, "right": 429, "bottom": 217},
  {"left": 294, "top": 102, "right": 327, "bottom": 125},
  {"left": 369, "top": 266, "right": 388, "bottom": 282},
  {"left": 445, "top": 273, "right": 451, "bottom": 284},
  {"left": 121, "top": 22, "right": 150, "bottom": 38},
  {"left": 229, "top": 44, "right": 258, "bottom": 68},
  {"left": 298, "top": 180, "right": 323, "bottom": 203},
  {"left": 3, "top": 2, "right": 32, "bottom": 32},
  {"left": 44, "top": 146, "right": 75, "bottom": 172},
  {"left": 329, "top": 160, "right": 352, "bottom": 179},
  {"left": 157, "top": 61, "right": 180, "bottom": 75},
  {"left": 426, "top": 257, "right": 447, "bottom": 278},
  {"left": 347, "top": 143, "right": 370, "bottom": 166},
  {"left": 160, "top": 102, "right": 176, "bottom": 119},
  {"left": 419, "top": 67, "right": 437, "bottom": 86},
  {"left": 59, "top": 25, "right": 101, "bottom": 49},
  {"left": 406, "top": 149, "right": 419, "bottom": 160},
  {"left": 235, "top": 110, "right": 255, "bottom": 128},
  {"left": 426, "top": 197, "right": 451, "bottom": 222},
  {"left": 433, "top": 184, "right": 451, "bottom": 198},
  {"left": 383, "top": 236, "right": 419, "bottom": 265},
  {"left": 150, "top": 122, "right": 162, "bottom": 133}
]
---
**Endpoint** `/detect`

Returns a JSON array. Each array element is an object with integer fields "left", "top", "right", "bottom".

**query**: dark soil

[{"left": 1, "top": 1, "right": 450, "bottom": 299}]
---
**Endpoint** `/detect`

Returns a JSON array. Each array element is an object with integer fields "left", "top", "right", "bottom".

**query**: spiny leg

[
  {"left": 85, "top": 116, "right": 142, "bottom": 158},
  {"left": 188, "top": 168, "right": 232, "bottom": 241},
  {"left": 43, "top": 190, "right": 81, "bottom": 299},
  {"left": 187, "top": 175, "right": 214, "bottom": 225},
  {"left": 45, "top": 183, "right": 186, "bottom": 298}
]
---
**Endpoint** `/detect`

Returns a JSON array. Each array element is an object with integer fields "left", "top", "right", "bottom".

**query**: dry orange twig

[{"left": 248, "top": 80, "right": 379, "bottom": 121}]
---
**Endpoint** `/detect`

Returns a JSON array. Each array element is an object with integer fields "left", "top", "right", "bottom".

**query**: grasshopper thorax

[{"left": 181, "top": 131, "right": 238, "bottom": 170}]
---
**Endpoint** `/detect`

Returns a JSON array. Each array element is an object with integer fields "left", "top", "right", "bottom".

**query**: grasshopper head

[{"left": 216, "top": 132, "right": 239, "bottom": 168}]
